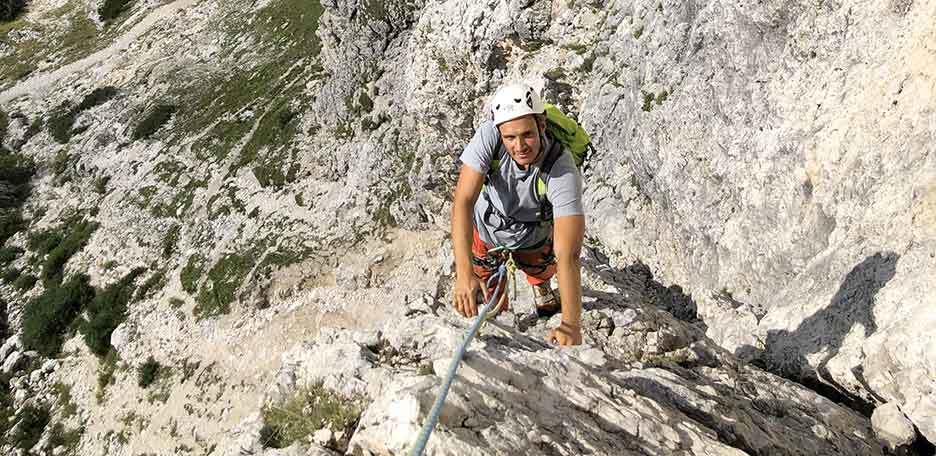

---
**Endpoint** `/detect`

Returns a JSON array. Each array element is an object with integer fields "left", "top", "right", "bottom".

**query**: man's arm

[
  {"left": 549, "top": 214, "right": 585, "bottom": 346},
  {"left": 451, "top": 164, "right": 485, "bottom": 317}
]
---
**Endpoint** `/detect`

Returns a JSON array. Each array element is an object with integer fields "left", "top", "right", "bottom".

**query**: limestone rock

[
  {"left": 0, "top": 335, "right": 21, "bottom": 361},
  {"left": 312, "top": 428, "right": 333, "bottom": 446},
  {"left": 2, "top": 350, "right": 26, "bottom": 377},
  {"left": 257, "top": 264, "right": 884, "bottom": 456},
  {"left": 872, "top": 402, "right": 917, "bottom": 450}
]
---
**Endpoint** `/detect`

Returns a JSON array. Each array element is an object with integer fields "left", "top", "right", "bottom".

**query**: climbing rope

[{"left": 407, "top": 261, "right": 511, "bottom": 456}]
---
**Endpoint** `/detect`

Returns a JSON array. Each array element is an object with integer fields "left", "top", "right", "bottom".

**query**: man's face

[{"left": 497, "top": 115, "right": 543, "bottom": 168}]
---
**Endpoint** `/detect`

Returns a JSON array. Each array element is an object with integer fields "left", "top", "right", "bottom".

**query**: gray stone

[
  {"left": 41, "top": 359, "right": 58, "bottom": 373},
  {"left": 312, "top": 428, "right": 333, "bottom": 446},
  {"left": 2, "top": 351, "right": 26, "bottom": 377},
  {"left": 872, "top": 402, "right": 917, "bottom": 449},
  {"left": 0, "top": 335, "right": 21, "bottom": 362},
  {"left": 28, "top": 367, "right": 43, "bottom": 385}
]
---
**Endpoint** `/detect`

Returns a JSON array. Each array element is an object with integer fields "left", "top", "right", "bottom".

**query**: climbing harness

[{"left": 407, "top": 261, "right": 511, "bottom": 456}]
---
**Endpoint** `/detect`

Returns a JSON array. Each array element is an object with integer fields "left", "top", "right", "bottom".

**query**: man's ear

[{"left": 537, "top": 115, "right": 547, "bottom": 134}]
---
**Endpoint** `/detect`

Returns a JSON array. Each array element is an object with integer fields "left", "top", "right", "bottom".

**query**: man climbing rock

[{"left": 451, "top": 83, "right": 586, "bottom": 346}]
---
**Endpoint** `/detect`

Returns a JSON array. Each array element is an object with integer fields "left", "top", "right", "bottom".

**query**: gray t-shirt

[{"left": 459, "top": 120, "right": 584, "bottom": 249}]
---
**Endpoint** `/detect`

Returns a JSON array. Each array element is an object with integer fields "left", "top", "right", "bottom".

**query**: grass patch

[
  {"left": 138, "top": 356, "right": 160, "bottom": 388},
  {"left": 50, "top": 149, "right": 75, "bottom": 180},
  {"left": 12, "top": 272, "right": 36, "bottom": 291},
  {"left": 40, "top": 218, "right": 99, "bottom": 285},
  {"left": 180, "top": 254, "right": 205, "bottom": 294},
  {"left": 168, "top": 0, "right": 325, "bottom": 174},
  {"left": 0, "top": 151, "right": 35, "bottom": 245},
  {"left": 1, "top": 0, "right": 27, "bottom": 22},
  {"left": 48, "top": 422, "right": 83, "bottom": 454},
  {"left": 99, "top": 0, "right": 133, "bottom": 21},
  {"left": 260, "top": 383, "right": 364, "bottom": 450},
  {"left": 2, "top": 265, "right": 19, "bottom": 283},
  {"left": 193, "top": 253, "right": 255, "bottom": 319},
  {"left": 52, "top": 382, "right": 79, "bottom": 419},
  {"left": 0, "top": 375, "right": 12, "bottom": 438},
  {"left": 96, "top": 349, "right": 119, "bottom": 402},
  {"left": 48, "top": 86, "right": 120, "bottom": 144},
  {"left": 0, "top": 3, "right": 108, "bottom": 90},
  {"left": 94, "top": 175, "right": 111, "bottom": 194},
  {"left": 132, "top": 104, "right": 177, "bottom": 140},
  {"left": 28, "top": 228, "right": 64, "bottom": 256},
  {"left": 22, "top": 274, "right": 95, "bottom": 356},
  {"left": 78, "top": 268, "right": 144, "bottom": 357},
  {"left": 11, "top": 404, "right": 50, "bottom": 451},
  {"left": 641, "top": 91, "right": 654, "bottom": 112},
  {"left": 150, "top": 177, "right": 206, "bottom": 218},
  {"left": 135, "top": 269, "right": 165, "bottom": 301}
]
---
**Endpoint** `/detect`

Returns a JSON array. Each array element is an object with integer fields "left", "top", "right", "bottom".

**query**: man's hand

[
  {"left": 453, "top": 276, "right": 482, "bottom": 318},
  {"left": 547, "top": 322, "right": 582, "bottom": 346}
]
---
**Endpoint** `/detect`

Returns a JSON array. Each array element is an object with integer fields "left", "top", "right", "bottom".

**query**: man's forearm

[
  {"left": 451, "top": 202, "right": 475, "bottom": 280},
  {"left": 555, "top": 256, "right": 582, "bottom": 326}
]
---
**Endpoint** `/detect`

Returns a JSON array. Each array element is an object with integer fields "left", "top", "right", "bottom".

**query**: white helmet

[{"left": 490, "top": 83, "right": 544, "bottom": 126}]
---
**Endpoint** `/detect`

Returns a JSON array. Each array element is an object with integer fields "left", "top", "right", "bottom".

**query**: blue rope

[{"left": 408, "top": 263, "right": 508, "bottom": 456}]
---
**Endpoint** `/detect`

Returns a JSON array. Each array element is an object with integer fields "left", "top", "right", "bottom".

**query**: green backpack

[{"left": 484, "top": 104, "right": 593, "bottom": 227}]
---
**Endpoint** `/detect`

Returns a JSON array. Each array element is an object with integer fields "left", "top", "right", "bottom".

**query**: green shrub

[
  {"left": 78, "top": 86, "right": 119, "bottom": 111},
  {"left": 28, "top": 228, "right": 64, "bottom": 255},
  {"left": 260, "top": 383, "right": 364, "bottom": 450},
  {"left": 48, "top": 422, "right": 83, "bottom": 453},
  {"left": 194, "top": 253, "right": 254, "bottom": 319},
  {"left": 47, "top": 88, "right": 118, "bottom": 144},
  {"left": 99, "top": 0, "right": 132, "bottom": 21},
  {"left": 135, "top": 269, "right": 164, "bottom": 301},
  {"left": 0, "top": 210, "right": 25, "bottom": 248},
  {"left": 52, "top": 382, "right": 78, "bottom": 419},
  {"left": 0, "top": 0, "right": 27, "bottom": 22},
  {"left": 161, "top": 225, "right": 180, "bottom": 259},
  {"left": 41, "top": 219, "right": 98, "bottom": 285},
  {"left": 12, "top": 272, "right": 36, "bottom": 291},
  {"left": 0, "top": 296, "right": 7, "bottom": 341},
  {"left": 94, "top": 175, "right": 110, "bottom": 194},
  {"left": 0, "top": 372, "right": 12, "bottom": 436},
  {"left": 22, "top": 274, "right": 95, "bottom": 356},
  {"left": 79, "top": 268, "right": 143, "bottom": 356},
  {"left": 133, "top": 104, "right": 176, "bottom": 140},
  {"left": 2, "top": 266, "right": 20, "bottom": 283},
  {"left": 11, "top": 404, "right": 50, "bottom": 451},
  {"left": 0, "top": 153, "right": 34, "bottom": 193},
  {"left": 96, "top": 349, "right": 119, "bottom": 402},
  {"left": 180, "top": 254, "right": 204, "bottom": 294},
  {"left": 0, "top": 152, "right": 35, "bottom": 246},
  {"left": 138, "top": 356, "right": 160, "bottom": 388},
  {"left": 641, "top": 91, "right": 654, "bottom": 112},
  {"left": 50, "top": 149, "right": 72, "bottom": 177},
  {"left": 0, "top": 108, "right": 7, "bottom": 143},
  {"left": 0, "top": 245, "right": 23, "bottom": 264},
  {"left": 49, "top": 103, "right": 77, "bottom": 145}
]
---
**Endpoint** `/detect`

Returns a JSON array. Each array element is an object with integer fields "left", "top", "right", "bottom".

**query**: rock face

[
  {"left": 242, "top": 255, "right": 883, "bottom": 455},
  {"left": 0, "top": 0, "right": 933, "bottom": 453},
  {"left": 575, "top": 0, "right": 936, "bottom": 443}
]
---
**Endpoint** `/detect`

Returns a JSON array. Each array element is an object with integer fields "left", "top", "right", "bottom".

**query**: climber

[{"left": 450, "top": 83, "right": 585, "bottom": 346}]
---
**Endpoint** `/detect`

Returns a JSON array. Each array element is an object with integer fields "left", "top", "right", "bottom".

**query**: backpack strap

[{"left": 534, "top": 140, "right": 563, "bottom": 222}]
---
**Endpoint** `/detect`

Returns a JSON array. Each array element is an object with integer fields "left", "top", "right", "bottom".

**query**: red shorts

[{"left": 471, "top": 227, "right": 557, "bottom": 311}]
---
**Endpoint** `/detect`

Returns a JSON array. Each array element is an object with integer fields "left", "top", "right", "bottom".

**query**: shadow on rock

[
  {"left": 740, "top": 251, "right": 899, "bottom": 416},
  {"left": 581, "top": 246, "right": 701, "bottom": 324}
]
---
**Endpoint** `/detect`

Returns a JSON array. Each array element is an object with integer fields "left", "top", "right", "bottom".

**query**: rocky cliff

[{"left": 0, "top": 0, "right": 933, "bottom": 454}]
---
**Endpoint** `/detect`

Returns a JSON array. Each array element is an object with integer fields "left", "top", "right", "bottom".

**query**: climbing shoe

[{"left": 532, "top": 283, "right": 561, "bottom": 318}]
